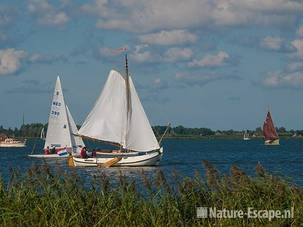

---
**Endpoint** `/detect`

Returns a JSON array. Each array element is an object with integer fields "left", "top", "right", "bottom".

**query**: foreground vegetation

[{"left": 0, "top": 162, "right": 302, "bottom": 226}]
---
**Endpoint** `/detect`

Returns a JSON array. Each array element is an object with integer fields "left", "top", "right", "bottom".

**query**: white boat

[
  {"left": 28, "top": 76, "right": 85, "bottom": 158},
  {"left": 73, "top": 148, "right": 163, "bottom": 167},
  {"left": 71, "top": 55, "right": 163, "bottom": 167},
  {"left": 0, "top": 138, "right": 26, "bottom": 148},
  {"left": 243, "top": 130, "right": 251, "bottom": 141}
]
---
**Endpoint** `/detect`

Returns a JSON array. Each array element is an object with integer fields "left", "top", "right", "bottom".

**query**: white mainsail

[
  {"left": 79, "top": 70, "right": 160, "bottom": 152},
  {"left": 66, "top": 105, "right": 85, "bottom": 148},
  {"left": 44, "top": 76, "right": 72, "bottom": 149},
  {"left": 79, "top": 70, "right": 127, "bottom": 146}
]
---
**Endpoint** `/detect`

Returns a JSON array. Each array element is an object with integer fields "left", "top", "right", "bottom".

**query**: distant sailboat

[
  {"left": 263, "top": 111, "right": 279, "bottom": 145},
  {"left": 29, "top": 76, "right": 84, "bottom": 158},
  {"left": 0, "top": 138, "right": 26, "bottom": 148},
  {"left": 40, "top": 127, "right": 45, "bottom": 140},
  {"left": 243, "top": 130, "right": 251, "bottom": 141},
  {"left": 71, "top": 55, "right": 163, "bottom": 167}
]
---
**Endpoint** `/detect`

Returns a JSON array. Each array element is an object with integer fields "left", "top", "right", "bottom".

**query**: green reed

[{"left": 0, "top": 161, "right": 302, "bottom": 226}]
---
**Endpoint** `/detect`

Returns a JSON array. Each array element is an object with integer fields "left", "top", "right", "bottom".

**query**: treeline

[
  {"left": 1, "top": 123, "right": 303, "bottom": 138},
  {"left": 154, "top": 125, "right": 303, "bottom": 137},
  {"left": 153, "top": 125, "right": 215, "bottom": 137},
  {"left": 0, "top": 124, "right": 46, "bottom": 138}
]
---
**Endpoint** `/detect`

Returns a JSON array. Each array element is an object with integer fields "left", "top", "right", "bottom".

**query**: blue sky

[{"left": 1, "top": 0, "right": 303, "bottom": 130}]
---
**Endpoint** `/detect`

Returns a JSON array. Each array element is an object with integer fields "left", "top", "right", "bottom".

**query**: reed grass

[{"left": 0, "top": 162, "right": 302, "bottom": 226}]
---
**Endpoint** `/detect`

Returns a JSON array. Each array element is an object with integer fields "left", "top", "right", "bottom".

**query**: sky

[{"left": 1, "top": 0, "right": 303, "bottom": 130}]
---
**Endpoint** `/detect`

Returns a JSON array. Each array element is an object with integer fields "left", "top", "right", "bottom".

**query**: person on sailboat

[
  {"left": 91, "top": 149, "right": 96, "bottom": 157},
  {"left": 80, "top": 147, "right": 88, "bottom": 159},
  {"left": 44, "top": 146, "right": 50, "bottom": 155},
  {"left": 50, "top": 146, "right": 56, "bottom": 154}
]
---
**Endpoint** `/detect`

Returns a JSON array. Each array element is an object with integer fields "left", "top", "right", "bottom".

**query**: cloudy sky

[{"left": 1, "top": 0, "right": 303, "bottom": 130}]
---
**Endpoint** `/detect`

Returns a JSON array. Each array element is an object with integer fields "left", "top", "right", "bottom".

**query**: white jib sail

[
  {"left": 44, "top": 76, "right": 72, "bottom": 149},
  {"left": 79, "top": 70, "right": 160, "bottom": 152},
  {"left": 66, "top": 105, "right": 85, "bottom": 149},
  {"left": 124, "top": 76, "right": 159, "bottom": 151}
]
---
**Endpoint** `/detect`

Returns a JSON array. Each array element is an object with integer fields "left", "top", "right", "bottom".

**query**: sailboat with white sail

[
  {"left": 40, "top": 127, "right": 45, "bottom": 140},
  {"left": 263, "top": 110, "right": 279, "bottom": 145},
  {"left": 243, "top": 130, "right": 251, "bottom": 140},
  {"left": 71, "top": 55, "right": 164, "bottom": 167},
  {"left": 29, "top": 76, "right": 84, "bottom": 158}
]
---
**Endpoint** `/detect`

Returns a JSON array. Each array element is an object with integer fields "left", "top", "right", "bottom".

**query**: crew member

[
  {"left": 80, "top": 146, "right": 88, "bottom": 159},
  {"left": 44, "top": 146, "right": 50, "bottom": 155}
]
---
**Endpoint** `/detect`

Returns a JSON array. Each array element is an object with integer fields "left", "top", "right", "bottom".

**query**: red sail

[{"left": 263, "top": 111, "right": 279, "bottom": 140}]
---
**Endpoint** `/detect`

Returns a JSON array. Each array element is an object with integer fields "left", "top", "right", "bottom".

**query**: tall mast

[
  {"left": 125, "top": 54, "right": 131, "bottom": 114},
  {"left": 124, "top": 54, "right": 131, "bottom": 151},
  {"left": 125, "top": 54, "right": 129, "bottom": 79}
]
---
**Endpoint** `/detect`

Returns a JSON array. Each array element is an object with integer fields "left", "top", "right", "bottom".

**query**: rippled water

[{"left": 0, "top": 138, "right": 302, "bottom": 186}]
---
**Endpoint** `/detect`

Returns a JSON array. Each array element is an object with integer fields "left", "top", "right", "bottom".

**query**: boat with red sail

[{"left": 263, "top": 111, "right": 279, "bottom": 145}]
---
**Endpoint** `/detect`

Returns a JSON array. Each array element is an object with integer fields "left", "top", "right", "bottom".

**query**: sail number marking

[
  {"left": 51, "top": 111, "right": 60, "bottom": 116},
  {"left": 52, "top": 102, "right": 61, "bottom": 106}
]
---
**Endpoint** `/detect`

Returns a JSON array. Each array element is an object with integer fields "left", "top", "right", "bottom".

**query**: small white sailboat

[
  {"left": 29, "top": 76, "right": 84, "bottom": 158},
  {"left": 71, "top": 55, "right": 164, "bottom": 167},
  {"left": 40, "top": 127, "right": 45, "bottom": 140},
  {"left": 243, "top": 130, "right": 251, "bottom": 141}
]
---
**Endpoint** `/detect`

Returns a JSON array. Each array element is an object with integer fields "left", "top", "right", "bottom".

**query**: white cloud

[
  {"left": 27, "top": 0, "right": 69, "bottom": 26},
  {"left": 262, "top": 71, "right": 303, "bottom": 88},
  {"left": 99, "top": 46, "right": 128, "bottom": 57},
  {"left": 28, "top": 53, "right": 67, "bottom": 64},
  {"left": 164, "top": 47, "right": 193, "bottom": 62},
  {"left": 286, "top": 62, "right": 303, "bottom": 72},
  {"left": 99, "top": 45, "right": 192, "bottom": 63},
  {"left": 42, "top": 11, "right": 69, "bottom": 26},
  {"left": 82, "top": 0, "right": 303, "bottom": 32},
  {"left": 212, "top": 0, "right": 302, "bottom": 26},
  {"left": 261, "top": 25, "right": 303, "bottom": 88},
  {"left": 188, "top": 51, "right": 229, "bottom": 67},
  {"left": 296, "top": 26, "right": 303, "bottom": 38},
  {"left": 94, "top": 0, "right": 211, "bottom": 32},
  {"left": 0, "top": 48, "right": 27, "bottom": 76},
  {"left": 129, "top": 45, "right": 154, "bottom": 63},
  {"left": 0, "top": 7, "right": 15, "bottom": 27},
  {"left": 260, "top": 36, "right": 283, "bottom": 50},
  {"left": 139, "top": 30, "right": 197, "bottom": 45},
  {"left": 175, "top": 71, "right": 232, "bottom": 87},
  {"left": 81, "top": 0, "right": 109, "bottom": 16},
  {"left": 0, "top": 49, "right": 69, "bottom": 76},
  {"left": 291, "top": 39, "right": 303, "bottom": 59}
]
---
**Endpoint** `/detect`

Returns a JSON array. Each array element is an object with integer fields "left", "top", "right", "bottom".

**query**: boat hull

[
  {"left": 28, "top": 146, "right": 75, "bottom": 158},
  {"left": 73, "top": 148, "right": 163, "bottom": 167},
  {"left": 28, "top": 153, "right": 70, "bottom": 158},
  {"left": 264, "top": 139, "right": 280, "bottom": 146}
]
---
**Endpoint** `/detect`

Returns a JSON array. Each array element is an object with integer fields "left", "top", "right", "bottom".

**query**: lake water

[{"left": 0, "top": 138, "right": 302, "bottom": 186}]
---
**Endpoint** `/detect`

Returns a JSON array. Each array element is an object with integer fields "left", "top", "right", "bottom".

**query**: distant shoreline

[
  {"left": 13, "top": 135, "right": 303, "bottom": 140},
  {"left": 1, "top": 123, "right": 303, "bottom": 140}
]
